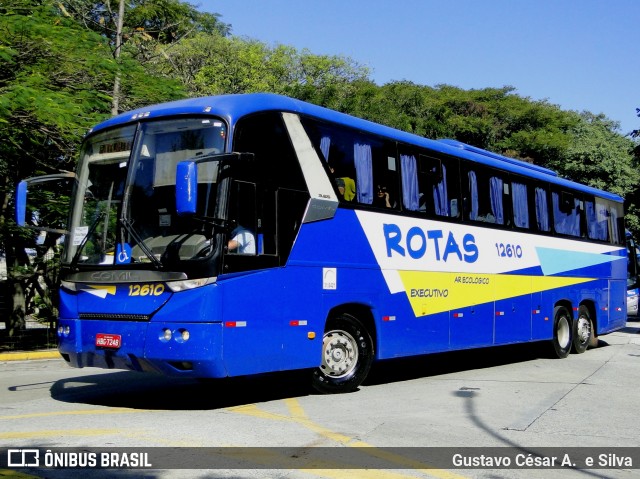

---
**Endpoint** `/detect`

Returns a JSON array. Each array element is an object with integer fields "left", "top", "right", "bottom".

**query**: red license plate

[{"left": 95, "top": 333, "right": 122, "bottom": 349}]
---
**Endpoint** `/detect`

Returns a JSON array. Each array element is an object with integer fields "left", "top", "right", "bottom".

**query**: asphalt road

[{"left": 1, "top": 320, "right": 639, "bottom": 479}]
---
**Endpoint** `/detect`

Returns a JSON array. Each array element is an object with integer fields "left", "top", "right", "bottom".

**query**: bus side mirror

[
  {"left": 16, "top": 180, "right": 28, "bottom": 226},
  {"left": 176, "top": 161, "right": 197, "bottom": 216},
  {"left": 14, "top": 172, "right": 75, "bottom": 233}
]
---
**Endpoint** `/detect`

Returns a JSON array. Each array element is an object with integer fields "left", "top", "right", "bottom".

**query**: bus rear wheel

[
  {"left": 572, "top": 306, "right": 594, "bottom": 354},
  {"left": 312, "top": 313, "right": 374, "bottom": 394},
  {"left": 551, "top": 306, "right": 572, "bottom": 359}
]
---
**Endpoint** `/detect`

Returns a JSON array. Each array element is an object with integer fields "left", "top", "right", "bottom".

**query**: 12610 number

[
  {"left": 495, "top": 243, "right": 523, "bottom": 258},
  {"left": 128, "top": 284, "right": 165, "bottom": 296}
]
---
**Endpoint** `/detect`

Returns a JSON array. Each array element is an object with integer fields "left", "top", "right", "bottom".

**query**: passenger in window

[
  {"left": 374, "top": 185, "right": 392, "bottom": 208},
  {"left": 228, "top": 224, "right": 255, "bottom": 254},
  {"left": 329, "top": 165, "right": 355, "bottom": 201},
  {"left": 340, "top": 176, "right": 356, "bottom": 201}
]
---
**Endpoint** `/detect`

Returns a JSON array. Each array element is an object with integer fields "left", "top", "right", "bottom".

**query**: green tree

[
  {"left": 58, "top": 0, "right": 230, "bottom": 58},
  {"left": 58, "top": 0, "right": 228, "bottom": 113},
  {"left": 152, "top": 33, "right": 370, "bottom": 100},
  {"left": 0, "top": 0, "right": 112, "bottom": 335},
  {"left": 0, "top": 0, "right": 185, "bottom": 337},
  {"left": 552, "top": 113, "right": 637, "bottom": 195}
]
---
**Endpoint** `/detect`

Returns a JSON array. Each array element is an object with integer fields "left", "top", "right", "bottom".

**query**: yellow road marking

[
  {"left": 0, "top": 429, "right": 120, "bottom": 440},
  {"left": 230, "top": 398, "right": 467, "bottom": 479},
  {"left": 0, "top": 470, "right": 43, "bottom": 478},
  {"left": 0, "top": 408, "right": 143, "bottom": 421}
]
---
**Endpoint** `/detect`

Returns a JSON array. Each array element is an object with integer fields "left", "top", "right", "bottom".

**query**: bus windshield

[{"left": 65, "top": 118, "right": 227, "bottom": 267}]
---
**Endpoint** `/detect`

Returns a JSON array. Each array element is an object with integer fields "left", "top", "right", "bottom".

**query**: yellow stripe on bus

[{"left": 399, "top": 271, "right": 594, "bottom": 317}]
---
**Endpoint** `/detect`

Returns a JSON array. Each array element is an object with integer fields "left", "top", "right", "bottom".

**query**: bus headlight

[
  {"left": 161, "top": 328, "right": 172, "bottom": 341},
  {"left": 166, "top": 277, "right": 216, "bottom": 292}
]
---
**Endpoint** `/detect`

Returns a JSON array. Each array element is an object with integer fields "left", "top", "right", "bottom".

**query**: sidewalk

[{"left": 0, "top": 349, "right": 59, "bottom": 361}]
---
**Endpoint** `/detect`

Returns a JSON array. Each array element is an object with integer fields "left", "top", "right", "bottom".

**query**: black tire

[
  {"left": 572, "top": 306, "right": 594, "bottom": 354},
  {"left": 551, "top": 305, "right": 572, "bottom": 359},
  {"left": 311, "top": 313, "right": 374, "bottom": 394}
]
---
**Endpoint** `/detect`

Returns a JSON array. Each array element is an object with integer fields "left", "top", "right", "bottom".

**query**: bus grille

[{"left": 78, "top": 313, "right": 151, "bottom": 321}]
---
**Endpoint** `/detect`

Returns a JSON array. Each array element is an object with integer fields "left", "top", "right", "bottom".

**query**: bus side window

[
  {"left": 371, "top": 146, "right": 398, "bottom": 210},
  {"left": 403, "top": 153, "right": 460, "bottom": 219},
  {"left": 227, "top": 181, "right": 257, "bottom": 255},
  {"left": 464, "top": 166, "right": 505, "bottom": 225},
  {"left": 585, "top": 198, "right": 608, "bottom": 241},
  {"left": 306, "top": 126, "right": 357, "bottom": 203},
  {"left": 552, "top": 190, "right": 581, "bottom": 237},
  {"left": 424, "top": 156, "right": 451, "bottom": 217}
]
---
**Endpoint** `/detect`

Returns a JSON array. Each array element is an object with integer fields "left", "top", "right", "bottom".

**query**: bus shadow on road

[
  {"left": 619, "top": 325, "right": 640, "bottom": 334},
  {"left": 49, "top": 340, "right": 612, "bottom": 410},
  {"left": 363, "top": 340, "right": 607, "bottom": 387},
  {"left": 50, "top": 369, "right": 313, "bottom": 411}
]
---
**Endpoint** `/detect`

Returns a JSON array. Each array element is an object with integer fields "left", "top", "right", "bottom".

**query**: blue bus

[{"left": 17, "top": 93, "right": 627, "bottom": 393}]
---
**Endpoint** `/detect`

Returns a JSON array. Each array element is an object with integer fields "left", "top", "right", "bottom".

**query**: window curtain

[
  {"left": 552, "top": 193, "right": 580, "bottom": 236},
  {"left": 535, "top": 187, "right": 550, "bottom": 231},
  {"left": 320, "top": 136, "right": 331, "bottom": 162},
  {"left": 354, "top": 143, "right": 373, "bottom": 204},
  {"left": 490, "top": 177, "right": 504, "bottom": 224},
  {"left": 433, "top": 165, "right": 449, "bottom": 216},
  {"left": 586, "top": 201, "right": 608, "bottom": 240},
  {"left": 468, "top": 170, "right": 478, "bottom": 220},
  {"left": 610, "top": 204, "right": 621, "bottom": 244},
  {"left": 512, "top": 182, "right": 529, "bottom": 228},
  {"left": 401, "top": 154, "right": 419, "bottom": 211}
]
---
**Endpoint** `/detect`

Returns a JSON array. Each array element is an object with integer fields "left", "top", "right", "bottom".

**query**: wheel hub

[
  {"left": 576, "top": 316, "right": 591, "bottom": 343},
  {"left": 320, "top": 330, "right": 358, "bottom": 378}
]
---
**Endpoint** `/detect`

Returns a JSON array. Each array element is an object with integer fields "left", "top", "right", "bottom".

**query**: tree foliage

[
  {"left": 57, "top": 0, "right": 230, "bottom": 61},
  {"left": 0, "top": 0, "right": 186, "bottom": 333},
  {"left": 149, "top": 32, "right": 370, "bottom": 100}
]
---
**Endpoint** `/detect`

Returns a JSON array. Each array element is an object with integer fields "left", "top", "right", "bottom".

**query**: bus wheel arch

[
  {"left": 573, "top": 303, "right": 597, "bottom": 353},
  {"left": 311, "top": 306, "right": 376, "bottom": 394},
  {"left": 551, "top": 303, "right": 573, "bottom": 358}
]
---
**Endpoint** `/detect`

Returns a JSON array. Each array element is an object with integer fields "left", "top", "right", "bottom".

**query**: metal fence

[{"left": 0, "top": 280, "right": 57, "bottom": 352}]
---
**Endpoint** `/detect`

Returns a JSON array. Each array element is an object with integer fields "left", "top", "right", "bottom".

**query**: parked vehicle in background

[{"left": 627, "top": 231, "right": 640, "bottom": 318}]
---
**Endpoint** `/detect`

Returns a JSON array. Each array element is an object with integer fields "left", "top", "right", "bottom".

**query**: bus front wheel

[
  {"left": 312, "top": 313, "right": 374, "bottom": 394},
  {"left": 551, "top": 306, "right": 572, "bottom": 359}
]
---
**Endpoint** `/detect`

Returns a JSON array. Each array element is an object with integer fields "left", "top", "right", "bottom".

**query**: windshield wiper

[
  {"left": 70, "top": 209, "right": 106, "bottom": 267},
  {"left": 119, "top": 217, "right": 163, "bottom": 269}
]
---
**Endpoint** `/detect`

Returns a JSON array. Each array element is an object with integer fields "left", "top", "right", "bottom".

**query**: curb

[{"left": 0, "top": 350, "right": 60, "bottom": 361}]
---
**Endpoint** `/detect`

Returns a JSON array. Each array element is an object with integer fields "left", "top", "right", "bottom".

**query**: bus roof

[{"left": 90, "top": 93, "right": 623, "bottom": 203}]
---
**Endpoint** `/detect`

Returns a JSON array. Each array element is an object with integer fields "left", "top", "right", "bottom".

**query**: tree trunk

[
  {"left": 0, "top": 171, "right": 27, "bottom": 335},
  {"left": 8, "top": 274, "right": 26, "bottom": 335},
  {"left": 111, "top": 0, "right": 125, "bottom": 116}
]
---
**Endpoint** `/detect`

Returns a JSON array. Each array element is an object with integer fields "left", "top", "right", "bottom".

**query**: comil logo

[{"left": 8, "top": 449, "right": 39, "bottom": 467}]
